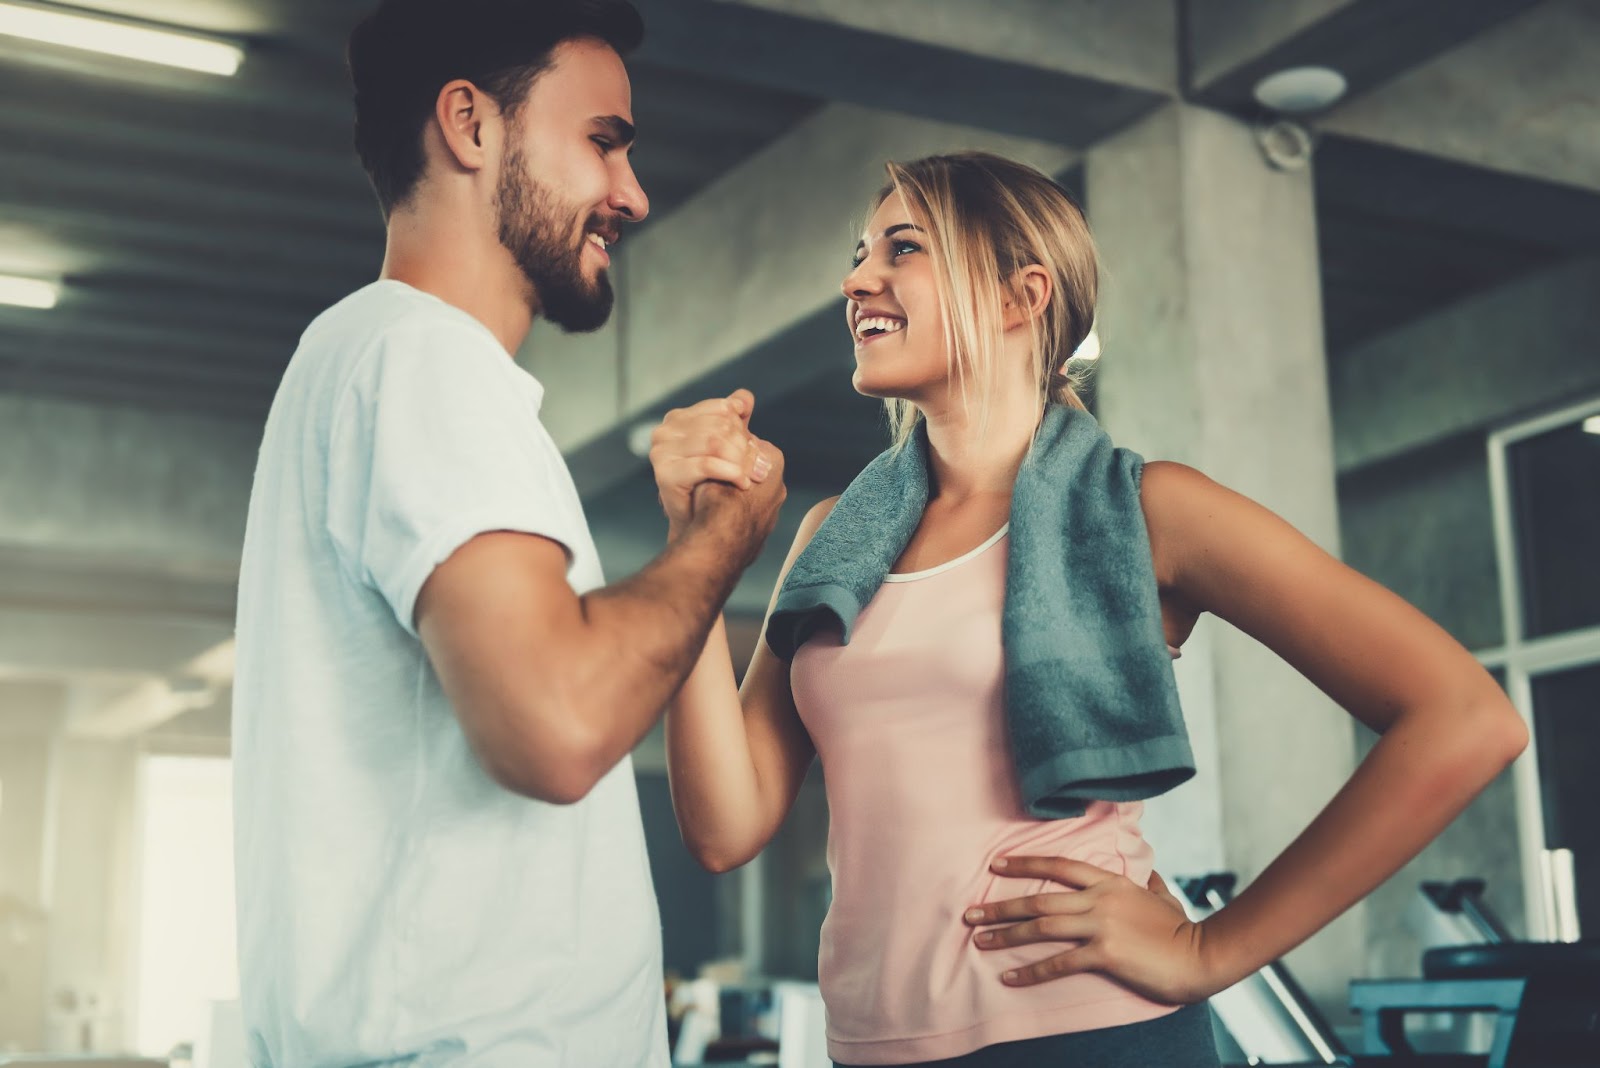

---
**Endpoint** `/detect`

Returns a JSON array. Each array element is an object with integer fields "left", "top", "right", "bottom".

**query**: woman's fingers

[
  {"left": 653, "top": 411, "right": 762, "bottom": 481},
  {"left": 999, "top": 946, "right": 1106, "bottom": 987},
  {"left": 973, "top": 912, "right": 1095, "bottom": 948},
  {"left": 991, "top": 855, "right": 1120, "bottom": 890},
  {"left": 963, "top": 891, "right": 1088, "bottom": 926}
]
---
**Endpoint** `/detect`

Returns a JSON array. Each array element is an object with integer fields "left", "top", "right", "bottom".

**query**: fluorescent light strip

[
  {"left": 0, "top": 275, "right": 60, "bottom": 309},
  {"left": 0, "top": 2, "right": 243, "bottom": 76},
  {"left": 1583, "top": 415, "right": 1600, "bottom": 436}
]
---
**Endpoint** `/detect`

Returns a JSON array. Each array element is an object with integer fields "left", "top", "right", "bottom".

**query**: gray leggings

[{"left": 834, "top": 1003, "right": 1221, "bottom": 1068}]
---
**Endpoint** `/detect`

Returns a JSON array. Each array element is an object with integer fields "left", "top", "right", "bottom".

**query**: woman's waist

[
  {"left": 817, "top": 815, "right": 1171, "bottom": 1049},
  {"left": 825, "top": 801, "right": 1154, "bottom": 931}
]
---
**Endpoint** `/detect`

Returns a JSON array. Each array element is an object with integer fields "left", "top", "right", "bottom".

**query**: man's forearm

[{"left": 570, "top": 520, "right": 750, "bottom": 771}]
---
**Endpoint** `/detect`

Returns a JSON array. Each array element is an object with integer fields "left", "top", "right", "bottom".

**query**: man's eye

[{"left": 591, "top": 137, "right": 614, "bottom": 151}]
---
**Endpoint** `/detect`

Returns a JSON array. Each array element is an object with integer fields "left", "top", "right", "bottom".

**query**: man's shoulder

[
  {"left": 294, "top": 283, "right": 523, "bottom": 416},
  {"left": 305, "top": 282, "right": 498, "bottom": 359}
]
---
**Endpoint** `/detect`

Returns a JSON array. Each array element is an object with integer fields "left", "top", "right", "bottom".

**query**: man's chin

[{"left": 547, "top": 288, "right": 614, "bottom": 334}]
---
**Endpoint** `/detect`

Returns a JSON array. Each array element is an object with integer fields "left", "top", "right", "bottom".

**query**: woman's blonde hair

[{"left": 870, "top": 151, "right": 1099, "bottom": 447}]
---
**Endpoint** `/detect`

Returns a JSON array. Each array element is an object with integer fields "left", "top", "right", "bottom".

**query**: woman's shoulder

[
  {"left": 802, "top": 495, "right": 842, "bottom": 531},
  {"left": 1138, "top": 459, "right": 1211, "bottom": 508},
  {"left": 1137, "top": 461, "right": 1225, "bottom": 588},
  {"left": 777, "top": 495, "right": 842, "bottom": 573}
]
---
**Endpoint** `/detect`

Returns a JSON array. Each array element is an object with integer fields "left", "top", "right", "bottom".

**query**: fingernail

[
  {"left": 1002, "top": 971, "right": 1018, "bottom": 983},
  {"left": 992, "top": 858, "right": 1008, "bottom": 871},
  {"left": 753, "top": 457, "right": 771, "bottom": 479},
  {"left": 964, "top": 908, "right": 983, "bottom": 923},
  {"left": 975, "top": 932, "right": 994, "bottom": 946}
]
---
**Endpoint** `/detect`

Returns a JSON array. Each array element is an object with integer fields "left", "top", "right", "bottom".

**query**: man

[{"left": 232, "top": 1, "right": 785, "bottom": 1064}]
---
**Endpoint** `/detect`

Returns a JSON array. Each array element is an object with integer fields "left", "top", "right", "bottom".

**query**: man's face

[{"left": 495, "top": 37, "right": 648, "bottom": 332}]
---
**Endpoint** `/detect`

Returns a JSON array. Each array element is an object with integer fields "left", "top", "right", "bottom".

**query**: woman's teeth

[{"left": 855, "top": 316, "right": 905, "bottom": 340}]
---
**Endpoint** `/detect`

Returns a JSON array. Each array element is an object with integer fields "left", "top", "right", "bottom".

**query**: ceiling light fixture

[
  {"left": 1253, "top": 66, "right": 1347, "bottom": 114},
  {"left": 0, "top": 274, "right": 60, "bottom": 309},
  {"left": 0, "top": 1, "right": 244, "bottom": 76},
  {"left": 1583, "top": 415, "right": 1600, "bottom": 436}
]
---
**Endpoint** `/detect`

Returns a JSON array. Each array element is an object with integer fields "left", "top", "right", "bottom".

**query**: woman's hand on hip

[{"left": 964, "top": 856, "right": 1221, "bottom": 1005}]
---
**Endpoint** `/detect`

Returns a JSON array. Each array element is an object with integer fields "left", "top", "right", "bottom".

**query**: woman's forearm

[
  {"left": 664, "top": 616, "right": 771, "bottom": 871},
  {"left": 1199, "top": 691, "right": 1527, "bottom": 990}
]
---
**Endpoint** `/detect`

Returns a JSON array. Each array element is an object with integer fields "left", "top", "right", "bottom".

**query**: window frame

[{"left": 1483, "top": 393, "right": 1600, "bottom": 939}]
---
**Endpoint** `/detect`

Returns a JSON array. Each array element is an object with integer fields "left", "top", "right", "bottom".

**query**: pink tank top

[{"left": 790, "top": 526, "right": 1179, "bottom": 1065}]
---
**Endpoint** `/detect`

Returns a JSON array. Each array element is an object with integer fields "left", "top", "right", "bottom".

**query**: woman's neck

[{"left": 920, "top": 380, "right": 1040, "bottom": 504}]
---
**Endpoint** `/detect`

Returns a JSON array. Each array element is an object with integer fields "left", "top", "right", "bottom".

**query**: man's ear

[
  {"left": 433, "top": 79, "right": 494, "bottom": 173},
  {"left": 1003, "top": 265, "right": 1053, "bottom": 330}
]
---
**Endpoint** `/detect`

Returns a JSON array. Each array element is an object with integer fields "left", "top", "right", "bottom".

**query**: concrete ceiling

[
  {"left": 4, "top": 0, "right": 1600, "bottom": 731},
  {"left": 0, "top": 2, "right": 823, "bottom": 416}
]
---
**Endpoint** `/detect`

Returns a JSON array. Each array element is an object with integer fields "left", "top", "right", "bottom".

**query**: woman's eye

[{"left": 892, "top": 241, "right": 921, "bottom": 258}]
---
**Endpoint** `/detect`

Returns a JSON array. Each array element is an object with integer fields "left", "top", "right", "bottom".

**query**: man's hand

[
  {"left": 649, "top": 389, "right": 772, "bottom": 534},
  {"left": 689, "top": 440, "right": 786, "bottom": 569},
  {"left": 963, "top": 857, "right": 1220, "bottom": 1005}
]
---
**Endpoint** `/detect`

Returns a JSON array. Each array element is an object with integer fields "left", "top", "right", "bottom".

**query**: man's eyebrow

[{"left": 592, "top": 115, "right": 636, "bottom": 145}]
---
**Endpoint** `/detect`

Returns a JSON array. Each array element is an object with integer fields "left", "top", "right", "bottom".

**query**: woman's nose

[{"left": 841, "top": 262, "right": 883, "bottom": 300}]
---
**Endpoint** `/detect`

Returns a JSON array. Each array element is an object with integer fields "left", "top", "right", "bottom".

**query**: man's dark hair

[{"left": 348, "top": 0, "right": 643, "bottom": 217}]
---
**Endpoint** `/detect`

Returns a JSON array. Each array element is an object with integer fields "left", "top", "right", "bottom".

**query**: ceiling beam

[
  {"left": 5, "top": 142, "right": 375, "bottom": 239},
  {"left": 0, "top": 606, "right": 232, "bottom": 681},
  {"left": 65, "top": 643, "right": 234, "bottom": 741},
  {"left": 0, "top": 63, "right": 367, "bottom": 192},
  {"left": 1316, "top": 134, "right": 1600, "bottom": 255},
  {"left": 0, "top": 392, "right": 257, "bottom": 565},
  {"left": 1184, "top": 0, "right": 1544, "bottom": 115},
  {"left": 1317, "top": 0, "right": 1600, "bottom": 195},
  {"left": 632, "top": 0, "right": 1168, "bottom": 146},
  {"left": 1332, "top": 256, "right": 1600, "bottom": 473}
]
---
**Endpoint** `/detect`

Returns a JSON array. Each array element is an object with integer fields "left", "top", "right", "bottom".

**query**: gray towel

[{"left": 767, "top": 404, "right": 1195, "bottom": 819}]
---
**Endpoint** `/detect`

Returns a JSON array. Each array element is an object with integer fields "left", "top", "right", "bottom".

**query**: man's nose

[{"left": 611, "top": 161, "right": 649, "bottom": 223}]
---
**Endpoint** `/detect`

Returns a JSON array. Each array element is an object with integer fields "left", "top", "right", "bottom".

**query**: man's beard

[{"left": 495, "top": 145, "right": 615, "bottom": 333}]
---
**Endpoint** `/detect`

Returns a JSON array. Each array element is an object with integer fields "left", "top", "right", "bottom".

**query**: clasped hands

[{"left": 647, "top": 388, "right": 783, "bottom": 537}]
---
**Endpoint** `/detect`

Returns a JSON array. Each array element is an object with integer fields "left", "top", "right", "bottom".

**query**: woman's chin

[{"left": 850, "top": 372, "right": 898, "bottom": 400}]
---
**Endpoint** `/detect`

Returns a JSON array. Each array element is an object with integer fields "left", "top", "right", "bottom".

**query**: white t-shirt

[{"left": 233, "top": 280, "right": 668, "bottom": 1068}]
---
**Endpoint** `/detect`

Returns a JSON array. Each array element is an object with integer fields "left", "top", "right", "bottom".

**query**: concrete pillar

[{"left": 1087, "top": 103, "right": 1360, "bottom": 1011}]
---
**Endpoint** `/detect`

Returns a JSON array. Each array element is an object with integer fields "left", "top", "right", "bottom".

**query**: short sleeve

[{"left": 326, "top": 316, "right": 582, "bottom": 636}]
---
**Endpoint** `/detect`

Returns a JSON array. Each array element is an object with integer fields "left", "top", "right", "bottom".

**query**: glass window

[
  {"left": 132, "top": 754, "right": 239, "bottom": 1056},
  {"left": 1507, "top": 418, "right": 1600, "bottom": 638},
  {"left": 1530, "top": 662, "right": 1600, "bottom": 933}
]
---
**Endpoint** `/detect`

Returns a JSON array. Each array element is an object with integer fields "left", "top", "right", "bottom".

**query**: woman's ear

[{"left": 1003, "top": 265, "right": 1053, "bottom": 330}]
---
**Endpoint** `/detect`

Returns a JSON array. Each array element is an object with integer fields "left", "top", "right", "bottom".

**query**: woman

[{"left": 649, "top": 152, "right": 1526, "bottom": 1068}]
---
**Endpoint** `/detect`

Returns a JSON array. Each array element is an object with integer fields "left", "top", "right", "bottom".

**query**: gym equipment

[
  {"left": 1349, "top": 872, "right": 1600, "bottom": 1067},
  {"left": 1179, "top": 873, "right": 1352, "bottom": 1066}
]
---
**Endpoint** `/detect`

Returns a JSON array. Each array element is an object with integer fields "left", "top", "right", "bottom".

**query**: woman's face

[{"left": 841, "top": 193, "right": 952, "bottom": 403}]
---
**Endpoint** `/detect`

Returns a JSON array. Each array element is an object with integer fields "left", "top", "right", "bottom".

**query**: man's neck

[{"left": 378, "top": 210, "right": 539, "bottom": 356}]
